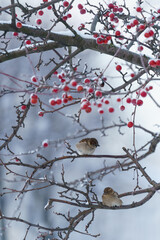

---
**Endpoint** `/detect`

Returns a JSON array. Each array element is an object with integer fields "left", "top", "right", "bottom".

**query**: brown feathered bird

[
  {"left": 102, "top": 187, "right": 123, "bottom": 207},
  {"left": 76, "top": 138, "right": 99, "bottom": 155}
]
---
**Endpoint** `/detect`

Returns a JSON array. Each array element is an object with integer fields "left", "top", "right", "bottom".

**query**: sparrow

[
  {"left": 102, "top": 187, "right": 123, "bottom": 207},
  {"left": 76, "top": 138, "right": 99, "bottom": 155}
]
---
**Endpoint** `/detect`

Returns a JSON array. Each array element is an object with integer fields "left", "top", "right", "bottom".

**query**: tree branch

[{"left": 0, "top": 23, "right": 150, "bottom": 67}]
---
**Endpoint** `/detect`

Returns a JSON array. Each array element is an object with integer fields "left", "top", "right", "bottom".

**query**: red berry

[
  {"left": 127, "top": 25, "right": 131, "bottom": 29},
  {"left": 63, "top": 1, "right": 69, "bottom": 7},
  {"left": 13, "top": 32, "right": 18, "bottom": 36},
  {"left": 95, "top": 90, "right": 102, "bottom": 97},
  {"left": 127, "top": 121, "right": 133, "bottom": 128},
  {"left": 108, "top": 3, "right": 114, "bottom": 8},
  {"left": 156, "top": 60, "right": 160, "bottom": 66},
  {"left": 116, "top": 65, "right": 122, "bottom": 71},
  {"left": 81, "top": 102, "right": 88, "bottom": 110},
  {"left": 103, "top": 36, "right": 108, "bottom": 40},
  {"left": 36, "top": 19, "right": 42, "bottom": 25},
  {"left": 61, "top": 78, "right": 66, "bottom": 83},
  {"left": 93, "top": 33, "right": 99, "bottom": 38},
  {"left": 67, "top": 13, "right": 72, "bottom": 18},
  {"left": 136, "top": 7, "right": 142, "bottom": 12},
  {"left": 149, "top": 30, "right": 154, "bottom": 36},
  {"left": 109, "top": 13, "right": 115, "bottom": 19},
  {"left": 108, "top": 107, "right": 114, "bottom": 113},
  {"left": 33, "top": 46, "right": 37, "bottom": 51},
  {"left": 42, "top": 139, "right": 49, "bottom": 148},
  {"left": 88, "top": 87, "right": 94, "bottom": 93},
  {"left": 30, "top": 94, "right": 38, "bottom": 100},
  {"left": 78, "top": 4, "right": 83, "bottom": 9},
  {"left": 49, "top": 98, "right": 56, "bottom": 106},
  {"left": 144, "top": 32, "right": 150, "bottom": 38},
  {"left": 63, "top": 98, "right": 68, "bottom": 103},
  {"left": 43, "top": 0, "right": 48, "bottom": 2},
  {"left": 98, "top": 109, "right": 104, "bottom": 114},
  {"left": 63, "top": 85, "right": 70, "bottom": 92},
  {"left": 78, "top": 25, "right": 84, "bottom": 31},
  {"left": 16, "top": 22, "right": 22, "bottom": 28},
  {"left": 62, "top": 93, "right": 67, "bottom": 99},
  {"left": 47, "top": 6, "right": 52, "bottom": 10},
  {"left": 149, "top": 60, "right": 157, "bottom": 67},
  {"left": 56, "top": 98, "right": 62, "bottom": 105},
  {"left": 104, "top": 11, "right": 109, "bottom": 17},
  {"left": 136, "top": 90, "right": 141, "bottom": 96},
  {"left": 62, "top": 16, "right": 68, "bottom": 21},
  {"left": 38, "top": 111, "right": 44, "bottom": 117},
  {"left": 113, "top": 6, "right": 118, "bottom": 12},
  {"left": 100, "top": 34, "right": 105, "bottom": 39},
  {"left": 85, "top": 107, "right": 92, "bottom": 113},
  {"left": 118, "top": 7, "right": 123, "bottom": 12},
  {"left": 97, "top": 103, "right": 102, "bottom": 108},
  {"left": 139, "top": 24, "right": 145, "bottom": 31},
  {"left": 117, "top": 98, "right": 121, "bottom": 102},
  {"left": 138, "top": 46, "right": 143, "bottom": 51},
  {"left": 26, "top": 40, "right": 31, "bottom": 45},
  {"left": 132, "top": 99, "right": 137, "bottom": 106},
  {"left": 96, "top": 38, "right": 104, "bottom": 44},
  {"left": 15, "top": 157, "right": 20, "bottom": 162},
  {"left": 68, "top": 95, "right": 73, "bottom": 101},
  {"left": 30, "top": 97, "right": 38, "bottom": 105},
  {"left": 70, "top": 80, "right": 77, "bottom": 87},
  {"left": 126, "top": 98, "right": 131, "bottom": 103},
  {"left": 77, "top": 85, "right": 84, "bottom": 92},
  {"left": 106, "top": 35, "right": 111, "bottom": 41},
  {"left": 43, "top": 142, "right": 48, "bottom": 147},
  {"left": 105, "top": 33, "right": 111, "bottom": 39},
  {"left": 38, "top": 10, "right": 44, "bottom": 16},
  {"left": 157, "top": 9, "right": 160, "bottom": 13},
  {"left": 120, "top": 105, "right": 125, "bottom": 111},
  {"left": 114, "top": 19, "right": 119, "bottom": 25},
  {"left": 140, "top": 91, "right": 147, "bottom": 97},
  {"left": 115, "top": 30, "right": 121, "bottom": 36},
  {"left": 84, "top": 78, "right": 90, "bottom": 84},
  {"left": 104, "top": 99, "right": 110, "bottom": 104},
  {"left": 133, "top": 19, "right": 139, "bottom": 25},
  {"left": 52, "top": 88, "right": 59, "bottom": 93},
  {"left": 102, "top": 77, "right": 107, "bottom": 81},
  {"left": 21, "top": 105, "right": 27, "bottom": 110},
  {"left": 31, "top": 76, "right": 38, "bottom": 83},
  {"left": 58, "top": 74, "right": 62, "bottom": 79},
  {"left": 137, "top": 99, "right": 143, "bottom": 106},
  {"left": 130, "top": 73, "right": 135, "bottom": 78},
  {"left": 80, "top": 9, "right": 86, "bottom": 14}
]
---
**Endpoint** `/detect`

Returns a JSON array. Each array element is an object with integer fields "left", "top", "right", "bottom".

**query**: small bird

[
  {"left": 76, "top": 138, "right": 99, "bottom": 155},
  {"left": 102, "top": 187, "right": 123, "bottom": 207}
]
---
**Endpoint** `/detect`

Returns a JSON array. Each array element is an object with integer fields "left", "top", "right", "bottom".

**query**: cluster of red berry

[
  {"left": 149, "top": 59, "right": 160, "bottom": 68},
  {"left": 17, "top": 1, "right": 157, "bottom": 133}
]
